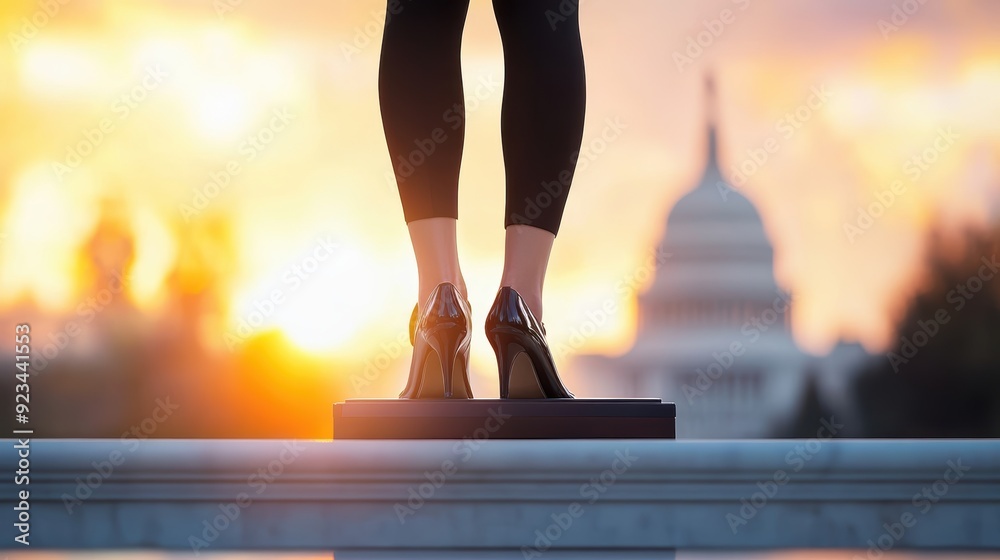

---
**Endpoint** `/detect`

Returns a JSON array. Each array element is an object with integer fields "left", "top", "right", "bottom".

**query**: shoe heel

[
  {"left": 401, "top": 337, "right": 432, "bottom": 398},
  {"left": 485, "top": 286, "right": 574, "bottom": 399},
  {"left": 400, "top": 281, "right": 474, "bottom": 399},
  {"left": 425, "top": 324, "right": 466, "bottom": 398},
  {"left": 489, "top": 330, "right": 523, "bottom": 399}
]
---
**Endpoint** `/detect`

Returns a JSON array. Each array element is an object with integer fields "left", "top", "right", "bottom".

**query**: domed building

[{"left": 571, "top": 77, "right": 870, "bottom": 438}]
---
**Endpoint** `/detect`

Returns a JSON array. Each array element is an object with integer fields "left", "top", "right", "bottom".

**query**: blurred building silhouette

[
  {"left": 17, "top": 199, "right": 150, "bottom": 437},
  {"left": 0, "top": 199, "right": 343, "bottom": 439},
  {"left": 573, "top": 77, "right": 873, "bottom": 438}
]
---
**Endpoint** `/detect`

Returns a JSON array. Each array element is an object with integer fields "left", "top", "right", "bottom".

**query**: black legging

[{"left": 378, "top": 0, "right": 587, "bottom": 236}]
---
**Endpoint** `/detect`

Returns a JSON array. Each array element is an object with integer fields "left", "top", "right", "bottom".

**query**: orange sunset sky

[{"left": 1, "top": 0, "right": 999, "bottom": 391}]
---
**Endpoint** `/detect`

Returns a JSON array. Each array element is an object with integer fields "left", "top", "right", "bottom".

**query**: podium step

[{"left": 333, "top": 398, "right": 675, "bottom": 439}]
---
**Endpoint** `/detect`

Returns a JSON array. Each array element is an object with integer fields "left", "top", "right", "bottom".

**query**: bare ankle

[{"left": 527, "top": 298, "right": 543, "bottom": 322}]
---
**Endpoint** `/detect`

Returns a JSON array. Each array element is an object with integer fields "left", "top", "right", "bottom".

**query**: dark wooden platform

[{"left": 333, "top": 399, "right": 675, "bottom": 439}]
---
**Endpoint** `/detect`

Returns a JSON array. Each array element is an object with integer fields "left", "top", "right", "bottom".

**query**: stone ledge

[{"left": 3, "top": 439, "right": 998, "bottom": 551}]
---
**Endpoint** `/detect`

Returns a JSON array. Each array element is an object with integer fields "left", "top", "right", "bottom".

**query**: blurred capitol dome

[{"left": 571, "top": 75, "right": 870, "bottom": 438}]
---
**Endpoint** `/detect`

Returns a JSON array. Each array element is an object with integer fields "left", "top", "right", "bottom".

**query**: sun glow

[
  {"left": 193, "top": 81, "right": 253, "bottom": 140},
  {"left": 229, "top": 242, "right": 392, "bottom": 355},
  {"left": 18, "top": 41, "right": 108, "bottom": 97},
  {"left": 0, "top": 166, "right": 100, "bottom": 310},
  {"left": 127, "top": 205, "right": 178, "bottom": 308}
]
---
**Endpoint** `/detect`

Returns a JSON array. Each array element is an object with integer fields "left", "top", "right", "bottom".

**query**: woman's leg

[
  {"left": 493, "top": 0, "right": 587, "bottom": 320},
  {"left": 406, "top": 217, "right": 467, "bottom": 309},
  {"left": 379, "top": 0, "right": 472, "bottom": 308}
]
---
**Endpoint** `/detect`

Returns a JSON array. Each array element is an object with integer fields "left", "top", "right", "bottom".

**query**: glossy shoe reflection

[
  {"left": 485, "top": 286, "right": 574, "bottom": 399},
  {"left": 399, "top": 282, "right": 474, "bottom": 399}
]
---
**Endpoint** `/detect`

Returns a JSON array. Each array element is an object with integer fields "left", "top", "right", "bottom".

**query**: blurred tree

[
  {"left": 778, "top": 369, "right": 841, "bottom": 438},
  {"left": 853, "top": 225, "right": 1000, "bottom": 437}
]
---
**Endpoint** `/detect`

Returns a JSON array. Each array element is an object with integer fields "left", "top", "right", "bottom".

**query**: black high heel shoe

[
  {"left": 485, "top": 286, "right": 574, "bottom": 399},
  {"left": 399, "top": 282, "right": 474, "bottom": 399}
]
